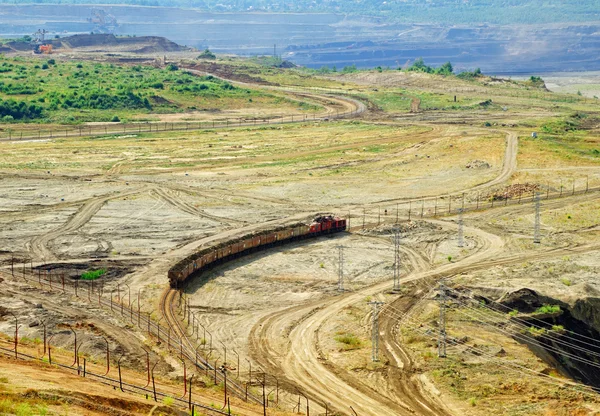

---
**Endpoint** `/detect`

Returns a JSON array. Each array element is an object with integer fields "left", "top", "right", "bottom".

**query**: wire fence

[
  {"left": 0, "top": 267, "right": 262, "bottom": 409},
  {"left": 0, "top": 341, "right": 230, "bottom": 415},
  {"left": 341, "top": 182, "right": 600, "bottom": 232},
  {"left": 0, "top": 87, "right": 362, "bottom": 143}
]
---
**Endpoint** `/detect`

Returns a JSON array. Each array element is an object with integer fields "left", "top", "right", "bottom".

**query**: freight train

[{"left": 168, "top": 215, "right": 346, "bottom": 288}]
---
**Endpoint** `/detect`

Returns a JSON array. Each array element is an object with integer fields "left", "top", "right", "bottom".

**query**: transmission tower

[
  {"left": 368, "top": 301, "right": 385, "bottom": 362},
  {"left": 437, "top": 281, "right": 447, "bottom": 358},
  {"left": 457, "top": 208, "right": 464, "bottom": 248},
  {"left": 392, "top": 227, "right": 402, "bottom": 292},
  {"left": 337, "top": 245, "right": 344, "bottom": 292},
  {"left": 534, "top": 192, "right": 541, "bottom": 244}
]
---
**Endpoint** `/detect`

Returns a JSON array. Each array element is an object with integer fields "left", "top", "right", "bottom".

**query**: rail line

[{"left": 159, "top": 287, "right": 262, "bottom": 405}]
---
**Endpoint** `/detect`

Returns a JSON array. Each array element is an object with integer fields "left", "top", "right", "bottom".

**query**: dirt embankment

[
  {"left": 2, "top": 34, "right": 192, "bottom": 54},
  {"left": 182, "top": 62, "right": 272, "bottom": 85},
  {"left": 468, "top": 287, "right": 600, "bottom": 389}
]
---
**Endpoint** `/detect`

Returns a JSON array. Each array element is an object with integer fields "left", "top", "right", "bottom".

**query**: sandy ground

[{"left": 0, "top": 59, "right": 599, "bottom": 415}]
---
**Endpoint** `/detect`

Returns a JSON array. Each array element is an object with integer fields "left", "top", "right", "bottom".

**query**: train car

[{"left": 168, "top": 214, "right": 346, "bottom": 288}]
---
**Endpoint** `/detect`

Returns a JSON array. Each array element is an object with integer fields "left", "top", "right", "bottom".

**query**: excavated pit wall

[{"left": 474, "top": 288, "right": 600, "bottom": 389}]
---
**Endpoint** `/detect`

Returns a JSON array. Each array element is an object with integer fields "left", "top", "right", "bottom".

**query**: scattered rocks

[
  {"left": 488, "top": 183, "right": 540, "bottom": 201},
  {"left": 466, "top": 160, "right": 490, "bottom": 169}
]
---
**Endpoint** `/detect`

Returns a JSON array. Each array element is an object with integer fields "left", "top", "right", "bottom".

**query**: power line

[
  {"left": 368, "top": 301, "right": 385, "bottom": 362},
  {"left": 337, "top": 245, "right": 344, "bottom": 292},
  {"left": 438, "top": 280, "right": 447, "bottom": 358},
  {"left": 534, "top": 192, "right": 541, "bottom": 244},
  {"left": 457, "top": 208, "right": 464, "bottom": 248},
  {"left": 392, "top": 227, "right": 402, "bottom": 293}
]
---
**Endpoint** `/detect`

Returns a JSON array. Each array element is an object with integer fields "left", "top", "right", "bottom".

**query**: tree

[
  {"left": 436, "top": 61, "right": 453, "bottom": 75},
  {"left": 197, "top": 49, "right": 216, "bottom": 60}
]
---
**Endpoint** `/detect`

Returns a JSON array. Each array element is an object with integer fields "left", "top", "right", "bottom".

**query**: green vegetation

[
  {"left": 507, "top": 310, "right": 519, "bottom": 317},
  {"left": 198, "top": 49, "right": 216, "bottom": 60},
  {"left": 406, "top": 58, "right": 454, "bottom": 76},
  {"left": 527, "top": 326, "right": 547, "bottom": 337},
  {"left": 0, "top": 399, "right": 48, "bottom": 416},
  {"left": 80, "top": 268, "right": 107, "bottom": 280},
  {"left": 533, "top": 304, "right": 561, "bottom": 315},
  {"left": 334, "top": 332, "right": 362, "bottom": 350},
  {"left": 561, "top": 278, "right": 572, "bottom": 286},
  {"left": 0, "top": 56, "right": 296, "bottom": 123}
]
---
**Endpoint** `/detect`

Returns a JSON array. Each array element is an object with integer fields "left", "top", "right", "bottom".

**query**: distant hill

[
  {"left": 0, "top": 33, "right": 192, "bottom": 54},
  {"left": 2, "top": 0, "right": 599, "bottom": 24}
]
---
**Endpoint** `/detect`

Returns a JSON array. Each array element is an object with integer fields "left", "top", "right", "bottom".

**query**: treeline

[
  {"left": 0, "top": 98, "right": 43, "bottom": 121},
  {"left": 44, "top": 91, "right": 151, "bottom": 111},
  {"left": 3, "top": 0, "right": 599, "bottom": 25},
  {"left": 314, "top": 59, "right": 484, "bottom": 79}
]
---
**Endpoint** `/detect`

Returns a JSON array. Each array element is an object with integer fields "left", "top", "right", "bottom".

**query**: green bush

[
  {"left": 0, "top": 98, "right": 44, "bottom": 120},
  {"left": 534, "top": 304, "right": 561, "bottom": 315},
  {"left": 81, "top": 269, "right": 107, "bottom": 280},
  {"left": 198, "top": 49, "right": 216, "bottom": 60},
  {"left": 334, "top": 333, "right": 362, "bottom": 350}
]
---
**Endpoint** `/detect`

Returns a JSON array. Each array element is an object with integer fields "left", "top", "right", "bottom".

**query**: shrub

[
  {"left": 41, "top": 63, "right": 49, "bottom": 70},
  {"left": 47, "top": 59, "right": 56, "bottom": 65},
  {"left": 81, "top": 268, "right": 107, "bottom": 280},
  {"left": 198, "top": 49, "right": 216, "bottom": 59},
  {"left": 534, "top": 304, "right": 561, "bottom": 315},
  {"left": 111, "top": 115, "right": 120, "bottom": 122},
  {"left": 561, "top": 278, "right": 572, "bottom": 286},
  {"left": 334, "top": 333, "right": 362, "bottom": 350},
  {"left": 0, "top": 99, "right": 44, "bottom": 120},
  {"left": 528, "top": 326, "right": 547, "bottom": 336},
  {"left": 166, "top": 63, "right": 178, "bottom": 71}
]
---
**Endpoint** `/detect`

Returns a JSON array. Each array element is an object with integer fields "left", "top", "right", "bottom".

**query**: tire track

[
  {"left": 153, "top": 188, "right": 247, "bottom": 226},
  {"left": 27, "top": 187, "right": 144, "bottom": 262}
]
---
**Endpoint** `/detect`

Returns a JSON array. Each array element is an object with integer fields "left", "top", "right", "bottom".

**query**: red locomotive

[{"left": 168, "top": 215, "right": 346, "bottom": 288}]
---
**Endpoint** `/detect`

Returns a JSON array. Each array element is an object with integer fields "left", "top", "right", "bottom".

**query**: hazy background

[{"left": 1, "top": 1, "right": 600, "bottom": 73}]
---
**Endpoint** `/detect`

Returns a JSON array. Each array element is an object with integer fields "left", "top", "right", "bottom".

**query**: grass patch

[
  {"left": 334, "top": 332, "right": 362, "bottom": 350},
  {"left": 0, "top": 56, "right": 306, "bottom": 124},
  {"left": 561, "top": 278, "right": 572, "bottom": 286},
  {"left": 80, "top": 268, "right": 107, "bottom": 281}
]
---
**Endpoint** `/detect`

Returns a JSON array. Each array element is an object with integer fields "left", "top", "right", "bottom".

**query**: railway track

[{"left": 159, "top": 287, "right": 262, "bottom": 405}]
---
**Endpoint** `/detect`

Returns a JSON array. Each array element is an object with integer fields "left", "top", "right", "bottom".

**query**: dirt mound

[
  {"left": 466, "top": 160, "right": 491, "bottom": 169},
  {"left": 53, "top": 34, "right": 191, "bottom": 53},
  {"left": 488, "top": 183, "right": 540, "bottom": 200},
  {"left": 183, "top": 62, "right": 271, "bottom": 85}
]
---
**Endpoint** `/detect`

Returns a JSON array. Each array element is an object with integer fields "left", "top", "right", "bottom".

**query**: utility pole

[
  {"left": 337, "top": 245, "right": 344, "bottom": 292},
  {"left": 392, "top": 227, "right": 401, "bottom": 292},
  {"left": 534, "top": 192, "right": 541, "bottom": 244},
  {"left": 457, "top": 208, "right": 464, "bottom": 248},
  {"left": 437, "top": 281, "right": 447, "bottom": 358},
  {"left": 368, "top": 301, "right": 384, "bottom": 362}
]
